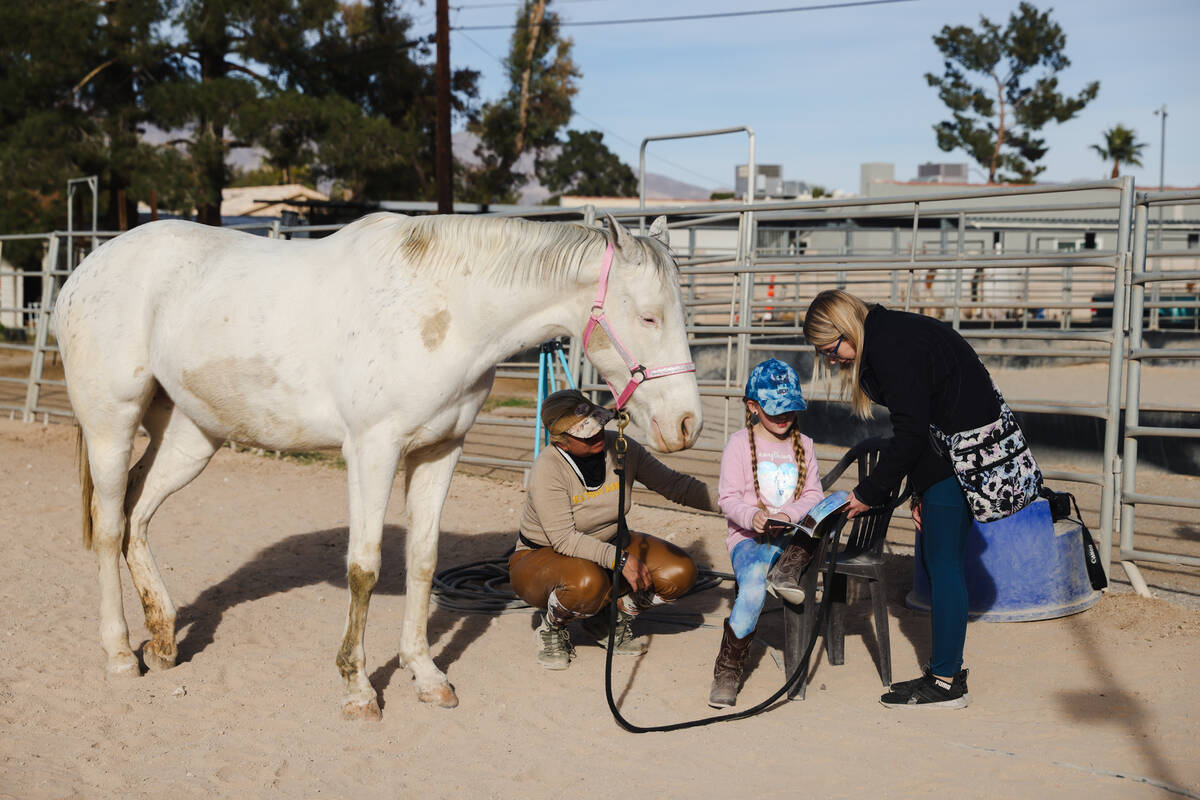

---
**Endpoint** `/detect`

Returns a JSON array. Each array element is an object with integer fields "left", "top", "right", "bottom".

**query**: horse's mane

[{"left": 336, "top": 212, "right": 675, "bottom": 288}]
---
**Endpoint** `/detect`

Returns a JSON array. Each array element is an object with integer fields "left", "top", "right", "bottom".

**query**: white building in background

[
  {"left": 562, "top": 161, "right": 1197, "bottom": 326},
  {"left": 1, "top": 254, "right": 21, "bottom": 330},
  {"left": 915, "top": 162, "right": 969, "bottom": 183},
  {"left": 218, "top": 184, "right": 329, "bottom": 218},
  {"left": 735, "top": 164, "right": 784, "bottom": 199},
  {"left": 735, "top": 164, "right": 850, "bottom": 200},
  {"left": 735, "top": 164, "right": 833, "bottom": 200},
  {"left": 859, "top": 162, "right": 895, "bottom": 196},
  {"left": 135, "top": 184, "right": 330, "bottom": 223}
]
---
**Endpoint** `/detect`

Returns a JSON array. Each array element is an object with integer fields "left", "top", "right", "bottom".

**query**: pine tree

[
  {"left": 925, "top": 2, "right": 1099, "bottom": 183},
  {"left": 535, "top": 130, "right": 636, "bottom": 201},
  {"left": 462, "top": 0, "right": 579, "bottom": 203},
  {"left": 147, "top": 0, "right": 479, "bottom": 223},
  {"left": 276, "top": 0, "right": 479, "bottom": 201},
  {"left": 0, "top": 0, "right": 479, "bottom": 234}
]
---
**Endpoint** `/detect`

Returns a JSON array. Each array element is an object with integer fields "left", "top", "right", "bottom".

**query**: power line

[
  {"left": 454, "top": 0, "right": 608, "bottom": 8},
  {"left": 451, "top": 0, "right": 916, "bottom": 31},
  {"left": 453, "top": 30, "right": 730, "bottom": 188},
  {"left": 569, "top": 111, "right": 731, "bottom": 188}
]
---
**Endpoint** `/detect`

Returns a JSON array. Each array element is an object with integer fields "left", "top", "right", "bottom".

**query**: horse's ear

[
  {"left": 647, "top": 216, "right": 670, "bottom": 247},
  {"left": 605, "top": 213, "right": 640, "bottom": 263}
]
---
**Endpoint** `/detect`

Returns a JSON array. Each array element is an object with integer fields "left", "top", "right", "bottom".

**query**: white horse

[{"left": 54, "top": 211, "right": 701, "bottom": 719}]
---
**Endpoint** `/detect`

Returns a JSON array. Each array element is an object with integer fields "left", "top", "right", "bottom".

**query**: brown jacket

[{"left": 517, "top": 431, "right": 717, "bottom": 567}]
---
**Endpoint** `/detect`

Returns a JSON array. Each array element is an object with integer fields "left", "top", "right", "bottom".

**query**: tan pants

[{"left": 508, "top": 532, "right": 697, "bottom": 619}]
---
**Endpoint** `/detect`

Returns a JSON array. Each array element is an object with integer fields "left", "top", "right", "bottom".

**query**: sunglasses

[{"left": 817, "top": 334, "right": 846, "bottom": 361}]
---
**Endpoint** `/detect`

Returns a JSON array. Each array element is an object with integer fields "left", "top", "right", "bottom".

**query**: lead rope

[{"left": 603, "top": 413, "right": 845, "bottom": 733}]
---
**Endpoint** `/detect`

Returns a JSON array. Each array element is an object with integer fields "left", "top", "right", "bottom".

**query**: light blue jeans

[{"left": 728, "top": 535, "right": 787, "bottom": 638}]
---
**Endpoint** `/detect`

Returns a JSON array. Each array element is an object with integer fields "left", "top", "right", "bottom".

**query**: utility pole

[
  {"left": 435, "top": 0, "right": 453, "bottom": 214},
  {"left": 1153, "top": 104, "right": 1167, "bottom": 248},
  {"left": 1149, "top": 104, "right": 1167, "bottom": 331}
]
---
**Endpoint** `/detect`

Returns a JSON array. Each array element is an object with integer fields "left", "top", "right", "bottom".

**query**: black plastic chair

[{"left": 782, "top": 437, "right": 908, "bottom": 700}]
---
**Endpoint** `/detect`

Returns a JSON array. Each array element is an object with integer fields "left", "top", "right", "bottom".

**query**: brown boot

[
  {"left": 766, "top": 533, "right": 819, "bottom": 605},
  {"left": 708, "top": 619, "right": 754, "bottom": 708}
]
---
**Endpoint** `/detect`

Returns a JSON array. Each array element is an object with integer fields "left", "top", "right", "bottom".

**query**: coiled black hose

[{"left": 431, "top": 551, "right": 731, "bottom": 615}]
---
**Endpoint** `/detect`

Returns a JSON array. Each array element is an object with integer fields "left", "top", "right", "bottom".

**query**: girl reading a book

[{"left": 710, "top": 358, "right": 824, "bottom": 707}]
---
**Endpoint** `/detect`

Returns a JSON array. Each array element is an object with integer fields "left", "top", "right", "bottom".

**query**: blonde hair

[
  {"left": 744, "top": 404, "right": 809, "bottom": 512},
  {"left": 803, "top": 289, "right": 872, "bottom": 419}
]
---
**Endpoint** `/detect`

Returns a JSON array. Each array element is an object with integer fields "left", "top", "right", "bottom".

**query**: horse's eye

[{"left": 640, "top": 315, "right": 659, "bottom": 328}]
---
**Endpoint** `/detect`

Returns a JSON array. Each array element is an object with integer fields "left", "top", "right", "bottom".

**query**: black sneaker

[
  {"left": 889, "top": 666, "right": 933, "bottom": 693},
  {"left": 889, "top": 666, "right": 968, "bottom": 693},
  {"left": 880, "top": 669, "right": 970, "bottom": 709}
]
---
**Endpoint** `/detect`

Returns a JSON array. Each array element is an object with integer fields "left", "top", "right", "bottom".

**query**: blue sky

[{"left": 412, "top": 0, "right": 1199, "bottom": 194}]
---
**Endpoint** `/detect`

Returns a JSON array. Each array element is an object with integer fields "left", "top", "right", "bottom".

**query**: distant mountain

[
  {"left": 143, "top": 125, "right": 717, "bottom": 206},
  {"left": 452, "top": 131, "right": 716, "bottom": 204},
  {"left": 643, "top": 173, "right": 715, "bottom": 201}
]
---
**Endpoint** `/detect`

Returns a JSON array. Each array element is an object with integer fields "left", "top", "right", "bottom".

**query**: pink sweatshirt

[{"left": 718, "top": 427, "right": 824, "bottom": 554}]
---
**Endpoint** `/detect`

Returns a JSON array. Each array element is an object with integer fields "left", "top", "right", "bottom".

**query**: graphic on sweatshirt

[{"left": 756, "top": 458, "right": 798, "bottom": 512}]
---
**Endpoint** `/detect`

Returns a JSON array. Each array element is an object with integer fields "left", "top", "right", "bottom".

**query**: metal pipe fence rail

[
  {"left": 687, "top": 271, "right": 1131, "bottom": 581},
  {"left": 1, "top": 231, "right": 123, "bottom": 422},
  {"left": 572, "top": 179, "right": 1196, "bottom": 589},
  {"left": 1118, "top": 191, "right": 1200, "bottom": 593},
  {"left": 5, "top": 178, "right": 1198, "bottom": 593},
  {"left": 675, "top": 272, "right": 1125, "bottom": 340}
]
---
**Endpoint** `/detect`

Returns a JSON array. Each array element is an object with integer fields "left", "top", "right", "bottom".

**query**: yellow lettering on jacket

[{"left": 572, "top": 481, "right": 620, "bottom": 505}]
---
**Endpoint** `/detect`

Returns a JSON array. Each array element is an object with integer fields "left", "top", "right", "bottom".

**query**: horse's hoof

[
  {"left": 107, "top": 654, "right": 141, "bottom": 678},
  {"left": 417, "top": 682, "right": 458, "bottom": 709},
  {"left": 142, "top": 646, "right": 177, "bottom": 673},
  {"left": 341, "top": 698, "right": 382, "bottom": 721}
]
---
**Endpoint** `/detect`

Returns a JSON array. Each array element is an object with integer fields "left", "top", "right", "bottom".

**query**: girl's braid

[
  {"left": 790, "top": 425, "right": 808, "bottom": 501},
  {"left": 746, "top": 405, "right": 766, "bottom": 512}
]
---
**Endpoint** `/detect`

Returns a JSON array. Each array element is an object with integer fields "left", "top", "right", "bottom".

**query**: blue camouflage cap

[{"left": 744, "top": 358, "right": 807, "bottom": 415}]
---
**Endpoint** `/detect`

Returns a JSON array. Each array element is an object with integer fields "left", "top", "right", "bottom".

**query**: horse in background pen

[{"left": 54, "top": 211, "right": 702, "bottom": 719}]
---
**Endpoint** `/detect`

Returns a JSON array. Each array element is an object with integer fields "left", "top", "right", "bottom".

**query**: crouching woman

[{"left": 509, "top": 389, "right": 719, "bottom": 669}]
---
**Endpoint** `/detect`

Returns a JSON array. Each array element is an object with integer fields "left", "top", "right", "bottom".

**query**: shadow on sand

[
  {"left": 170, "top": 523, "right": 729, "bottom": 709},
  {"left": 173, "top": 525, "right": 516, "bottom": 698}
]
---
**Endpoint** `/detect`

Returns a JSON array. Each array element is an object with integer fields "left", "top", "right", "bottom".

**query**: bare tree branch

[{"left": 71, "top": 59, "right": 118, "bottom": 96}]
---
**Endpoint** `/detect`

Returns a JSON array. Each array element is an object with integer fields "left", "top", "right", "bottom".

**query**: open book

[{"left": 765, "top": 490, "right": 851, "bottom": 539}]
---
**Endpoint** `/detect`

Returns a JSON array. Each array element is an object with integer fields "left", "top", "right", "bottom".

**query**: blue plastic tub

[{"left": 905, "top": 498, "right": 1101, "bottom": 622}]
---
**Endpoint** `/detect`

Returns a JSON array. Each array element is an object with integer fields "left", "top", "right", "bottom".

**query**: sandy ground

[{"left": 2, "top": 418, "right": 1199, "bottom": 800}]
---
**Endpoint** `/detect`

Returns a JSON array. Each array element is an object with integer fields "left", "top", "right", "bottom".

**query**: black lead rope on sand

[{"left": 603, "top": 414, "right": 843, "bottom": 733}]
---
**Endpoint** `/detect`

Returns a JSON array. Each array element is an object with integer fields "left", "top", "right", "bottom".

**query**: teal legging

[{"left": 919, "top": 476, "right": 973, "bottom": 677}]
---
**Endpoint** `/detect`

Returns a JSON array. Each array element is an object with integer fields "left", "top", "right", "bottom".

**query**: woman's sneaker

[
  {"left": 581, "top": 607, "right": 647, "bottom": 656},
  {"left": 880, "top": 669, "right": 970, "bottom": 709},
  {"left": 889, "top": 666, "right": 967, "bottom": 692},
  {"left": 534, "top": 616, "right": 575, "bottom": 670}
]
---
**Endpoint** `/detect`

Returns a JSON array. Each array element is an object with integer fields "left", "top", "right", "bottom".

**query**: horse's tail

[{"left": 76, "top": 425, "right": 94, "bottom": 550}]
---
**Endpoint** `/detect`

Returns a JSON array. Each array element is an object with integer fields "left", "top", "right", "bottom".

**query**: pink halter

[{"left": 582, "top": 242, "right": 696, "bottom": 409}]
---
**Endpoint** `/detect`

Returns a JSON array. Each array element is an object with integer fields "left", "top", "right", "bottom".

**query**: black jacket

[{"left": 852, "top": 305, "right": 1001, "bottom": 506}]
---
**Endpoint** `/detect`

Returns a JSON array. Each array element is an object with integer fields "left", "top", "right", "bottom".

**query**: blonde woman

[{"left": 804, "top": 289, "right": 1007, "bottom": 709}]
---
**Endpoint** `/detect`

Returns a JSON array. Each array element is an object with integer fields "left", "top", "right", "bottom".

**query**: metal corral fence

[
  {"left": 1120, "top": 191, "right": 1200, "bottom": 581},
  {"left": 624, "top": 178, "right": 1136, "bottom": 582},
  {"left": 3, "top": 178, "right": 1198, "bottom": 592}
]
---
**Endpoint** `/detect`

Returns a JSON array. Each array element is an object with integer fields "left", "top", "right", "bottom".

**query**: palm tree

[{"left": 1090, "top": 125, "right": 1148, "bottom": 178}]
